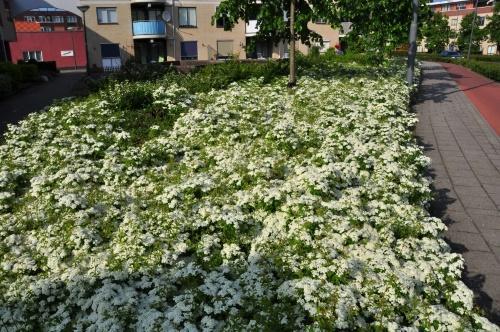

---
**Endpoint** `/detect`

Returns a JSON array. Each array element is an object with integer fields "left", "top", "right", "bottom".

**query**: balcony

[
  {"left": 245, "top": 20, "right": 259, "bottom": 36},
  {"left": 132, "top": 20, "right": 166, "bottom": 38}
]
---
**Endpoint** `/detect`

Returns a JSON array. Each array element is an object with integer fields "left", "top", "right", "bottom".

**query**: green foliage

[
  {"left": 309, "top": 45, "right": 321, "bottom": 58},
  {"left": 402, "top": 52, "right": 500, "bottom": 81},
  {"left": 0, "top": 63, "right": 22, "bottom": 89},
  {"left": 335, "top": 0, "right": 432, "bottom": 55},
  {"left": 457, "top": 13, "right": 487, "bottom": 54},
  {"left": 110, "top": 61, "right": 176, "bottom": 82},
  {"left": 422, "top": 12, "right": 454, "bottom": 53},
  {"left": 470, "top": 54, "right": 500, "bottom": 62},
  {"left": 460, "top": 60, "right": 500, "bottom": 81},
  {"left": 18, "top": 64, "right": 39, "bottom": 82},
  {"left": 487, "top": 2, "right": 500, "bottom": 53},
  {"left": 214, "top": 0, "right": 338, "bottom": 47},
  {"left": 90, "top": 54, "right": 390, "bottom": 98},
  {"left": 322, "top": 49, "right": 385, "bottom": 65},
  {"left": 181, "top": 60, "right": 289, "bottom": 93},
  {"left": 0, "top": 63, "right": 39, "bottom": 97}
]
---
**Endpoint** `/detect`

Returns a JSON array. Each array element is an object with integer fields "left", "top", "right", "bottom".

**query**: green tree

[
  {"left": 457, "top": 12, "right": 487, "bottom": 54},
  {"left": 487, "top": 2, "right": 500, "bottom": 54},
  {"left": 335, "top": 0, "right": 431, "bottom": 55},
  {"left": 213, "top": 0, "right": 431, "bottom": 85},
  {"left": 421, "top": 12, "right": 453, "bottom": 53},
  {"left": 214, "top": 0, "right": 339, "bottom": 87}
]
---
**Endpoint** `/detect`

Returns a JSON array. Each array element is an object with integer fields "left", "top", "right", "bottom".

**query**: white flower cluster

[{"left": 0, "top": 61, "right": 498, "bottom": 331}]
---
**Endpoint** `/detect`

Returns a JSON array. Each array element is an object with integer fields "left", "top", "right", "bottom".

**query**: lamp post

[
  {"left": 77, "top": 5, "right": 90, "bottom": 74},
  {"left": 407, "top": 0, "right": 419, "bottom": 87},
  {"left": 288, "top": 0, "right": 296, "bottom": 88},
  {"left": 67, "top": 27, "right": 77, "bottom": 70},
  {"left": 467, "top": 0, "right": 480, "bottom": 60}
]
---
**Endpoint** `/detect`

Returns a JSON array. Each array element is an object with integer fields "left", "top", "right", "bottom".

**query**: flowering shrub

[{"left": 0, "top": 61, "right": 498, "bottom": 331}]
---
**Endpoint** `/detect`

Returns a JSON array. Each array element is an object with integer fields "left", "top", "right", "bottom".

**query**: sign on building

[{"left": 61, "top": 50, "right": 74, "bottom": 57}]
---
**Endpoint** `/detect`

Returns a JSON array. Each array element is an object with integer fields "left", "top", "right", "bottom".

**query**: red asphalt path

[{"left": 441, "top": 62, "right": 500, "bottom": 135}]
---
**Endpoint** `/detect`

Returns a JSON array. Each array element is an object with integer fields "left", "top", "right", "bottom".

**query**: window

[
  {"left": 451, "top": 18, "right": 458, "bottom": 28},
  {"left": 181, "top": 41, "right": 198, "bottom": 60},
  {"left": 100, "top": 44, "right": 121, "bottom": 71},
  {"left": 313, "top": 40, "right": 330, "bottom": 53},
  {"left": 38, "top": 16, "right": 51, "bottom": 22},
  {"left": 442, "top": 4, "right": 451, "bottom": 11},
  {"left": 217, "top": 40, "right": 233, "bottom": 59},
  {"left": 215, "top": 7, "right": 230, "bottom": 30},
  {"left": 22, "top": 50, "right": 43, "bottom": 61},
  {"left": 456, "top": 3, "right": 466, "bottom": 10},
  {"left": 24, "top": 16, "right": 35, "bottom": 22},
  {"left": 179, "top": 7, "right": 196, "bottom": 27},
  {"left": 66, "top": 16, "right": 77, "bottom": 23},
  {"left": 478, "top": 16, "right": 485, "bottom": 26},
  {"left": 314, "top": 17, "right": 327, "bottom": 24},
  {"left": 97, "top": 7, "right": 117, "bottom": 24},
  {"left": 487, "top": 45, "right": 497, "bottom": 55},
  {"left": 53, "top": 16, "right": 64, "bottom": 23},
  {"left": 40, "top": 26, "right": 53, "bottom": 32}
]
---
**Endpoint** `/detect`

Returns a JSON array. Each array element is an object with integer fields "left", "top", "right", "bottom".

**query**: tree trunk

[{"left": 288, "top": 0, "right": 297, "bottom": 88}]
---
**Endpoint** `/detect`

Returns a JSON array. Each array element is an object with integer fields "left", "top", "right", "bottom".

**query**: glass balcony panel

[{"left": 132, "top": 20, "right": 166, "bottom": 36}]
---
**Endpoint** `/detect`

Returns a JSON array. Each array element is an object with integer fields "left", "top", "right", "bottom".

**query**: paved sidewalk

[
  {"left": 415, "top": 62, "right": 500, "bottom": 324},
  {"left": 0, "top": 72, "right": 84, "bottom": 137}
]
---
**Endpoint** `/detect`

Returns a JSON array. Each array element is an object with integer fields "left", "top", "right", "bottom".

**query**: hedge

[{"left": 0, "top": 63, "right": 39, "bottom": 99}]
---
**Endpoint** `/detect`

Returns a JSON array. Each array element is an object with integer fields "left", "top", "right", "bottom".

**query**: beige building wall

[
  {"left": 80, "top": 1, "right": 134, "bottom": 69},
  {"left": 426, "top": 2, "right": 497, "bottom": 55},
  {"left": 298, "top": 22, "right": 340, "bottom": 55},
  {"left": 447, "top": 13, "right": 496, "bottom": 55},
  {"left": 80, "top": 0, "right": 340, "bottom": 68},
  {"left": 167, "top": 1, "right": 247, "bottom": 61}
]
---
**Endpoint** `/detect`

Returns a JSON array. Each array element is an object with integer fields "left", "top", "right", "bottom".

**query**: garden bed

[{"left": 0, "top": 60, "right": 497, "bottom": 330}]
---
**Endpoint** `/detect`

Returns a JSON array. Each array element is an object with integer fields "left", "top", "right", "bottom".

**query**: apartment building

[
  {"left": 8, "top": 7, "right": 87, "bottom": 69},
  {"left": 79, "top": 0, "right": 340, "bottom": 70},
  {"left": 429, "top": 0, "right": 496, "bottom": 55},
  {"left": 0, "top": 0, "right": 16, "bottom": 62}
]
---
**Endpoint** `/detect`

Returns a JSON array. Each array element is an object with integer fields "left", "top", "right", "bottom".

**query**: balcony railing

[{"left": 132, "top": 20, "right": 166, "bottom": 36}]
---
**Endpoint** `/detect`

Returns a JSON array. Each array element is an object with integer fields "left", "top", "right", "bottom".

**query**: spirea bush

[{"left": 0, "top": 61, "right": 498, "bottom": 331}]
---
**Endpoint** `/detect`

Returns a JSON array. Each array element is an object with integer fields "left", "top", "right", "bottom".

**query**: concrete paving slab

[{"left": 415, "top": 62, "right": 500, "bottom": 324}]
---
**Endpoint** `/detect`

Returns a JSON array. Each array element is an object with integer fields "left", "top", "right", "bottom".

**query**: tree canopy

[
  {"left": 335, "top": 0, "right": 431, "bottom": 54},
  {"left": 421, "top": 12, "right": 453, "bottom": 53},
  {"left": 487, "top": 2, "right": 500, "bottom": 54},
  {"left": 214, "top": 0, "right": 431, "bottom": 54},
  {"left": 213, "top": 0, "right": 338, "bottom": 47},
  {"left": 457, "top": 12, "right": 487, "bottom": 54}
]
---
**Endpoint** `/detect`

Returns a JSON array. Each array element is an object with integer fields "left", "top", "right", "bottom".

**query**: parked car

[{"left": 439, "top": 50, "right": 463, "bottom": 59}]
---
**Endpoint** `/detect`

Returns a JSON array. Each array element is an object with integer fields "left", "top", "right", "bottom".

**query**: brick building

[
  {"left": 428, "top": 0, "right": 497, "bottom": 55},
  {"left": 78, "top": 0, "right": 340, "bottom": 71},
  {"left": 8, "top": 7, "right": 87, "bottom": 69}
]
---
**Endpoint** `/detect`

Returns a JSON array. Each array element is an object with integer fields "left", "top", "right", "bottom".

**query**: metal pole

[
  {"left": 70, "top": 29, "right": 77, "bottom": 70},
  {"left": 407, "top": 0, "right": 419, "bottom": 86},
  {"left": 172, "top": 0, "right": 176, "bottom": 61},
  {"left": 467, "top": 0, "right": 479, "bottom": 60},
  {"left": 82, "top": 12, "right": 90, "bottom": 74},
  {"left": 288, "top": 0, "right": 296, "bottom": 88}
]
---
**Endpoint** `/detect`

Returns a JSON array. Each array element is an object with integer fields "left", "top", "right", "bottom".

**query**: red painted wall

[{"left": 9, "top": 31, "right": 87, "bottom": 69}]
